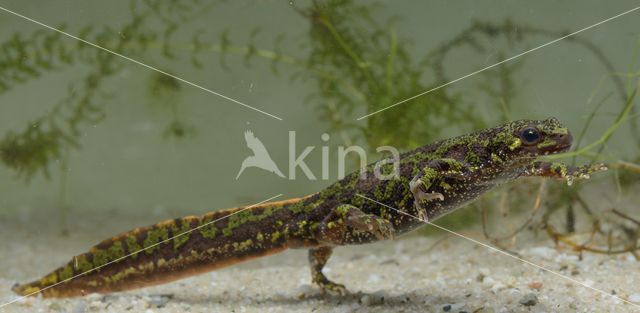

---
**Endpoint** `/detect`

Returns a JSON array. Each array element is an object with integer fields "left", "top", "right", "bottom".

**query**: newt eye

[{"left": 520, "top": 127, "right": 541, "bottom": 145}]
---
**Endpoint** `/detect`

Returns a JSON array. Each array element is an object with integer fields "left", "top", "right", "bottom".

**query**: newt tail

[{"left": 12, "top": 197, "right": 306, "bottom": 298}]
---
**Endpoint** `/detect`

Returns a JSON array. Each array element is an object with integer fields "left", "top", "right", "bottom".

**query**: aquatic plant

[{"left": 0, "top": 0, "right": 214, "bottom": 181}]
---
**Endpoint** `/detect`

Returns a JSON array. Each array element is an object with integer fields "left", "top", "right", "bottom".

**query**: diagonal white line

[
  {"left": 355, "top": 194, "right": 640, "bottom": 309},
  {"left": 0, "top": 193, "right": 283, "bottom": 308},
  {"left": 356, "top": 6, "right": 640, "bottom": 121},
  {"left": 0, "top": 5, "right": 283, "bottom": 121}
]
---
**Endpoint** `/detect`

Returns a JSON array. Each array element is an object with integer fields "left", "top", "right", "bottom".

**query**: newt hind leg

[
  {"left": 308, "top": 246, "right": 347, "bottom": 295},
  {"left": 308, "top": 204, "right": 395, "bottom": 295}
]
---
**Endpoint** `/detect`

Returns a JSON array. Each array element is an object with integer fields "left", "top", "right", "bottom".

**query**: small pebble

[
  {"left": 72, "top": 302, "right": 86, "bottom": 313},
  {"left": 629, "top": 293, "right": 640, "bottom": 302},
  {"left": 48, "top": 302, "right": 63, "bottom": 312},
  {"left": 528, "top": 281, "right": 543, "bottom": 290},
  {"left": 442, "top": 303, "right": 465, "bottom": 311},
  {"left": 102, "top": 295, "right": 120, "bottom": 303},
  {"left": 148, "top": 294, "right": 171, "bottom": 308},
  {"left": 482, "top": 276, "right": 495, "bottom": 287},
  {"left": 519, "top": 293, "right": 538, "bottom": 306},
  {"left": 527, "top": 247, "right": 556, "bottom": 258},
  {"left": 367, "top": 273, "right": 381, "bottom": 283},
  {"left": 380, "top": 258, "right": 399, "bottom": 266},
  {"left": 85, "top": 293, "right": 102, "bottom": 301},
  {"left": 361, "top": 291, "right": 385, "bottom": 306},
  {"left": 295, "top": 284, "right": 315, "bottom": 298},
  {"left": 88, "top": 301, "right": 103, "bottom": 310},
  {"left": 490, "top": 282, "right": 506, "bottom": 293}
]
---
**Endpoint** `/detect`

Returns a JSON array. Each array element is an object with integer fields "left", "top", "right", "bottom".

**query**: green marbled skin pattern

[{"left": 13, "top": 117, "right": 606, "bottom": 297}]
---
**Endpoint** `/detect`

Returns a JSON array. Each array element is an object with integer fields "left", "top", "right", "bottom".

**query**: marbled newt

[{"left": 12, "top": 118, "right": 606, "bottom": 297}]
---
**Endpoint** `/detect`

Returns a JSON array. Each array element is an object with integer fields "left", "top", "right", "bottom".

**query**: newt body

[{"left": 13, "top": 118, "right": 606, "bottom": 297}]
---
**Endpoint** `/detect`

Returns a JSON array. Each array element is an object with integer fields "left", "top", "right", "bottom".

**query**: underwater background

[{"left": 1, "top": 1, "right": 639, "bottom": 312}]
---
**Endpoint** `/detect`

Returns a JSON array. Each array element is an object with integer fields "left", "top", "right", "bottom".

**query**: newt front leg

[
  {"left": 410, "top": 158, "right": 476, "bottom": 221},
  {"left": 523, "top": 161, "right": 607, "bottom": 185}
]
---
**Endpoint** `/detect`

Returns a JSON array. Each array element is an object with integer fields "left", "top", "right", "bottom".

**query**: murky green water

[{"left": 1, "top": 1, "right": 639, "bottom": 312}]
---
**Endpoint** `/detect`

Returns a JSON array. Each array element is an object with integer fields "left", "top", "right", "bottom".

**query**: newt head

[{"left": 487, "top": 117, "right": 572, "bottom": 165}]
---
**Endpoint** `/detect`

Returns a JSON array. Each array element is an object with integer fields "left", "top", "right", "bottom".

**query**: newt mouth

[{"left": 539, "top": 132, "right": 573, "bottom": 155}]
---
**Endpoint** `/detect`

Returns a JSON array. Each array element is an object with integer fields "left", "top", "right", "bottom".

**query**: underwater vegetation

[
  {"left": 0, "top": 0, "right": 209, "bottom": 180},
  {"left": 1, "top": 0, "right": 639, "bottom": 258}
]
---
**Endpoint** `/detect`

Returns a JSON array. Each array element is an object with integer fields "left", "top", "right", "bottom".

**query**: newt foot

[
  {"left": 566, "top": 163, "right": 608, "bottom": 186},
  {"left": 317, "top": 280, "right": 348, "bottom": 296},
  {"left": 409, "top": 177, "right": 444, "bottom": 221}
]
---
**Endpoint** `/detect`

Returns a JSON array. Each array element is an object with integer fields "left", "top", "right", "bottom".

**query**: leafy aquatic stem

[
  {"left": 613, "top": 160, "right": 640, "bottom": 173},
  {"left": 547, "top": 90, "right": 637, "bottom": 160},
  {"left": 570, "top": 93, "right": 612, "bottom": 166},
  {"left": 318, "top": 17, "right": 378, "bottom": 94},
  {"left": 385, "top": 29, "right": 397, "bottom": 92}
]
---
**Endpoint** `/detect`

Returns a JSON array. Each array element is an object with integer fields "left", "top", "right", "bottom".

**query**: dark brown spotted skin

[{"left": 14, "top": 117, "right": 603, "bottom": 297}]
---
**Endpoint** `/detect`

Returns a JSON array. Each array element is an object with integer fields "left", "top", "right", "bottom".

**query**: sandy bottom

[{"left": 1, "top": 209, "right": 640, "bottom": 313}]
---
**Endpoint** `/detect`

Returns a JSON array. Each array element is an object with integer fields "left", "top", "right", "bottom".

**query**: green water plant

[{"left": 0, "top": 0, "right": 217, "bottom": 181}]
